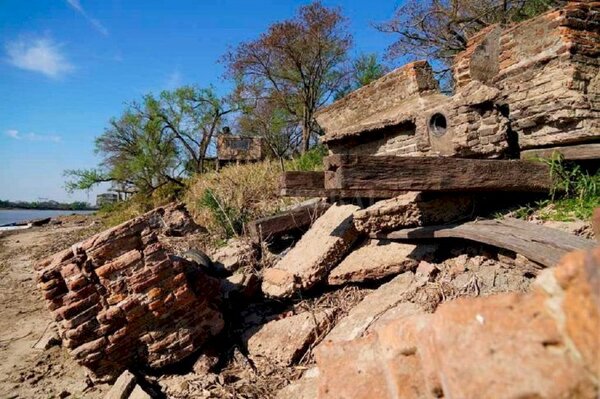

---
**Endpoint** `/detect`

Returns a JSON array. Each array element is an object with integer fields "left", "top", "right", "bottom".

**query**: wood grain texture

[
  {"left": 520, "top": 143, "right": 600, "bottom": 161},
  {"left": 324, "top": 155, "right": 553, "bottom": 192},
  {"left": 280, "top": 171, "right": 403, "bottom": 198},
  {"left": 372, "top": 218, "right": 596, "bottom": 267},
  {"left": 246, "top": 201, "right": 331, "bottom": 241}
]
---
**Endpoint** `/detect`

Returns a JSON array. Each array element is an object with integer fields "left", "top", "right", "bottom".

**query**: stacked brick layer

[{"left": 35, "top": 204, "right": 224, "bottom": 380}]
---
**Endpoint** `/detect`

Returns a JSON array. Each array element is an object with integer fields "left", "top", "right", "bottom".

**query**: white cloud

[
  {"left": 5, "top": 37, "right": 74, "bottom": 78},
  {"left": 166, "top": 70, "right": 183, "bottom": 89},
  {"left": 5, "top": 129, "right": 61, "bottom": 143},
  {"left": 66, "top": 0, "right": 109, "bottom": 36}
]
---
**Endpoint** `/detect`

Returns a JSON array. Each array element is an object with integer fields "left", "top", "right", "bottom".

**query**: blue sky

[{"left": 0, "top": 0, "right": 403, "bottom": 203}]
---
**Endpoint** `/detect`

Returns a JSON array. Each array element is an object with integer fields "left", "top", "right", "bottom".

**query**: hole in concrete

[{"left": 429, "top": 113, "right": 447, "bottom": 136}]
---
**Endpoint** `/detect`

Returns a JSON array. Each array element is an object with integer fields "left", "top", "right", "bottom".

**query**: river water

[{"left": 0, "top": 209, "right": 94, "bottom": 226}]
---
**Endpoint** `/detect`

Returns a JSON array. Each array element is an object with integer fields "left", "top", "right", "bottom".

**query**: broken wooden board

[
  {"left": 246, "top": 200, "right": 331, "bottom": 241},
  {"left": 324, "top": 155, "right": 553, "bottom": 192},
  {"left": 372, "top": 218, "right": 595, "bottom": 268},
  {"left": 521, "top": 143, "right": 600, "bottom": 161},
  {"left": 280, "top": 171, "right": 402, "bottom": 198}
]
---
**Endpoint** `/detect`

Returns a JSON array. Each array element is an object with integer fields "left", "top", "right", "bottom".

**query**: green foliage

[
  {"left": 508, "top": 155, "right": 599, "bottom": 221},
  {"left": 286, "top": 145, "right": 327, "bottom": 171},
  {"left": 0, "top": 198, "right": 93, "bottom": 210},
  {"left": 199, "top": 188, "right": 243, "bottom": 237}
]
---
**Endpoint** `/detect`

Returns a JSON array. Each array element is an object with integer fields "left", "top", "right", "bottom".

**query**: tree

[
  {"left": 147, "top": 86, "right": 236, "bottom": 174},
  {"left": 376, "top": 0, "right": 563, "bottom": 82},
  {"left": 65, "top": 106, "right": 182, "bottom": 195},
  {"left": 335, "top": 53, "right": 389, "bottom": 99},
  {"left": 223, "top": 1, "right": 352, "bottom": 153},
  {"left": 236, "top": 95, "right": 302, "bottom": 170}
]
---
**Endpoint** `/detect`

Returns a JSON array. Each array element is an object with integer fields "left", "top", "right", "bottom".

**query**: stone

[
  {"left": 33, "top": 325, "right": 61, "bottom": 350},
  {"left": 415, "top": 260, "right": 438, "bottom": 279},
  {"left": 421, "top": 292, "right": 595, "bottom": 398},
  {"left": 35, "top": 204, "right": 224, "bottom": 381},
  {"left": 545, "top": 248, "right": 600, "bottom": 378},
  {"left": 210, "top": 239, "right": 255, "bottom": 273},
  {"left": 262, "top": 204, "right": 360, "bottom": 298},
  {"left": 327, "top": 240, "right": 437, "bottom": 285},
  {"left": 192, "top": 353, "right": 219, "bottom": 375},
  {"left": 353, "top": 192, "right": 473, "bottom": 234},
  {"left": 276, "top": 368, "right": 320, "bottom": 399},
  {"left": 313, "top": 247, "right": 600, "bottom": 399},
  {"left": 129, "top": 385, "right": 152, "bottom": 399},
  {"left": 104, "top": 370, "right": 136, "bottom": 399},
  {"left": 316, "top": 314, "right": 432, "bottom": 399},
  {"left": 221, "top": 272, "right": 259, "bottom": 300},
  {"left": 244, "top": 310, "right": 333, "bottom": 367},
  {"left": 318, "top": 272, "right": 424, "bottom": 346}
]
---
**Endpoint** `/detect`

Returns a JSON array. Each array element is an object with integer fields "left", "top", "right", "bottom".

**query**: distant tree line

[
  {"left": 65, "top": 0, "right": 559, "bottom": 198},
  {"left": 0, "top": 199, "right": 93, "bottom": 210}
]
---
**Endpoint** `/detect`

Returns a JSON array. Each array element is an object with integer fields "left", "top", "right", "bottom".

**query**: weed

[{"left": 508, "top": 154, "right": 599, "bottom": 221}]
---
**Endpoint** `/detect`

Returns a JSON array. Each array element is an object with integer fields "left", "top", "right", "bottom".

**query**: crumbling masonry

[{"left": 316, "top": 1, "right": 599, "bottom": 158}]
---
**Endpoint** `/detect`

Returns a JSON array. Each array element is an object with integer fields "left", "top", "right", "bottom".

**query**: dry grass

[{"left": 185, "top": 161, "right": 301, "bottom": 239}]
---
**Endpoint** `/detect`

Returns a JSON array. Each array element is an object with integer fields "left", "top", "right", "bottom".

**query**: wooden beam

[
  {"left": 520, "top": 143, "right": 600, "bottom": 161},
  {"left": 371, "top": 218, "right": 595, "bottom": 268},
  {"left": 280, "top": 171, "right": 403, "bottom": 198},
  {"left": 324, "top": 155, "right": 553, "bottom": 193},
  {"left": 246, "top": 200, "right": 331, "bottom": 241}
]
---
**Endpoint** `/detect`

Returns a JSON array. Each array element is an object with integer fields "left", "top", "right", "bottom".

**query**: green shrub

[{"left": 286, "top": 145, "right": 327, "bottom": 171}]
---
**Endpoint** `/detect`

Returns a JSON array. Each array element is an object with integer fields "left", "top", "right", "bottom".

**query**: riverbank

[{"left": 0, "top": 214, "right": 109, "bottom": 398}]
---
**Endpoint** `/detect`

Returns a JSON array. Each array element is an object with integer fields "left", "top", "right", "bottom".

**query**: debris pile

[
  {"left": 29, "top": 3, "right": 600, "bottom": 398},
  {"left": 35, "top": 204, "right": 224, "bottom": 381}
]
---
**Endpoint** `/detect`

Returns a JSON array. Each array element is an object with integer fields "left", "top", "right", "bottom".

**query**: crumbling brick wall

[
  {"left": 455, "top": 1, "right": 599, "bottom": 150},
  {"left": 319, "top": 1, "right": 598, "bottom": 159},
  {"left": 35, "top": 204, "right": 224, "bottom": 381}
]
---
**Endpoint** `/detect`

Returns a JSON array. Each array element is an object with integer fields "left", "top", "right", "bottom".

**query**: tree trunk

[{"left": 301, "top": 119, "right": 311, "bottom": 153}]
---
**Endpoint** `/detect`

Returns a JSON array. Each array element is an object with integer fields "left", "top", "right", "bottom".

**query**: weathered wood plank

[
  {"left": 521, "top": 143, "right": 600, "bottom": 161},
  {"left": 246, "top": 200, "right": 331, "bottom": 241},
  {"left": 324, "top": 155, "right": 553, "bottom": 192},
  {"left": 372, "top": 218, "right": 595, "bottom": 267},
  {"left": 280, "top": 171, "right": 404, "bottom": 198}
]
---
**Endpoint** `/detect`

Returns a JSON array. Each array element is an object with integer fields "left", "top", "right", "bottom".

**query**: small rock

[
  {"left": 129, "top": 385, "right": 152, "bottom": 399},
  {"left": 416, "top": 260, "right": 438, "bottom": 279},
  {"left": 104, "top": 370, "right": 136, "bottom": 399},
  {"left": 193, "top": 353, "right": 219, "bottom": 375},
  {"left": 244, "top": 310, "right": 333, "bottom": 367},
  {"left": 211, "top": 239, "right": 256, "bottom": 273},
  {"left": 58, "top": 390, "right": 70, "bottom": 399}
]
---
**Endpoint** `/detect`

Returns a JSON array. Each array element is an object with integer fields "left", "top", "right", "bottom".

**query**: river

[{"left": 0, "top": 209, "right": 95, "bottom": 226}]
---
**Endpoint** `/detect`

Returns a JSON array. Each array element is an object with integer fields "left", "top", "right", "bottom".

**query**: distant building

[
  {"left": 216, "top": 128, "right": 267, "bottom": 169},
  {"left": 96, "top": 193, "right": 119, "bottom": 207}
]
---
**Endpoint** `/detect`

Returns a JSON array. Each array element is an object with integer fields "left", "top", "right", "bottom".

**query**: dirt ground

[{"left": 0, "top": 217, "right": 110, "bottom": 399}]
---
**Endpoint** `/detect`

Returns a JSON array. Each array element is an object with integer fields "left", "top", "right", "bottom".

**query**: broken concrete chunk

[
  {"left": 244, "top": 311, "right": 333, "bottom": 367},
  {"left": 129, "top": 385, "right": 152, "bottom": 399},
  {"left": 327, "top": 240, "right": 437, "bottom": 285},
  {"left": 262, "top": 203, "right": 360, "bottom": 298},
  {"left": 221, "top": 272, "right": 259, "bottom": 300},
  {"left": 210, "top": 239, "right": 256, "bottom": 273},
  {"left": 318, "top": 272, "right": 424, "bottom": 346},
  {"left": 353, "top": 192, "right": 473, "bottom": 234},
  {"left": 104, "top": 370, "right": 136, "bottom": 399},
  {"left": 314, "top": 247, "right": 600, "bottom": 399},
  {"left": 35, "top": 204, "right": 224, "bottom": 381},
  {"left": 276, "top": 367, "right": 320, "bottom": 399}
]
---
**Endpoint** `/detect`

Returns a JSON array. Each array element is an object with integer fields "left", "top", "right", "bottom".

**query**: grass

[{"left": 503, "top": 154, "right": 599, "bottom": 221}]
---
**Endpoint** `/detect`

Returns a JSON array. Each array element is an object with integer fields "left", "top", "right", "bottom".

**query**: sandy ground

[{"left": 0, "top": 218, "right": 110, "bottom": 399}]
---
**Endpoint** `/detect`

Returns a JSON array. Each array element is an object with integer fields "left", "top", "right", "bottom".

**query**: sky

[{"left": 0, "top": 0, "right": 404, "bottom": 203}]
